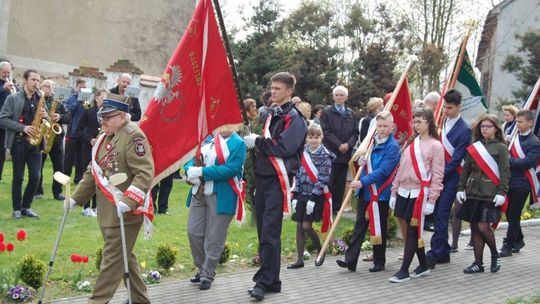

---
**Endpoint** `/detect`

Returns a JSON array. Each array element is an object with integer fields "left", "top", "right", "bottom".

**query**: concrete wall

[
  {"left": 486, "top": 0, "right": 540, "bottom": 108},
  {"left": 4, "top": 0, "right": 195, "bottom": 76}
]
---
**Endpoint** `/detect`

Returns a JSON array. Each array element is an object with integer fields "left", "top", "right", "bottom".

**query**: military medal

[{"left": 106, "top": 143, "right": 112, "bottom": 150}]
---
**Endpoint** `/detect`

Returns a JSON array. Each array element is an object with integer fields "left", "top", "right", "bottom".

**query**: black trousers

[
  {"left": 0, "top": 128, "right": 5, "bottom": 181},
  {"left": 329, "top": 162, "right": 348, "bottom": 212},
  {"left": 505, "top": 189, "right": 529, "bottom": 245},
  {"left": 345, "top": 199, "right": 389, "bottom": 270},
  {"left": 152, "top": 173, "right": 174, "bottom": 213},
  {"left": 37, "top": 140, "right": 64, "bottom": 197},
  {"left": 64, "top": 137, "right": 83, "bottom": 183},
  {"left": 11, "top": 138, "right": 41, "bottom": 211},
  {"left": 253, "top": 175, "right": 284, "bottom": 292}
]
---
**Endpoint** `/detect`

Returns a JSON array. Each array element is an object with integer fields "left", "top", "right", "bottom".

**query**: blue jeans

[{"left": 11, "top": 137, "right": 42, "bottom": 211}]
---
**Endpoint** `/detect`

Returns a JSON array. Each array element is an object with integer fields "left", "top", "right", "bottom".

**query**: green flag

[{"left": 454, "top": 50, "right": 488, "bottom": 125}]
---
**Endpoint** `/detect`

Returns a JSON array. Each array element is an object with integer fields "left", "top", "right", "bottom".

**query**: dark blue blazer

[
  {"left": 443, "top": 117, "right": 471, "bottom": 187},
  {"left": 509, "top": 132, "right": 540, "bottom": 192}
]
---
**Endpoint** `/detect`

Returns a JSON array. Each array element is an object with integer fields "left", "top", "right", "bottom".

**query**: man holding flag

[
  {"left": 244, "top": 72, "right": 307, "bottom": 301},
  {"left": 427, "top": 89, "right": 471, "bottom": 266}
]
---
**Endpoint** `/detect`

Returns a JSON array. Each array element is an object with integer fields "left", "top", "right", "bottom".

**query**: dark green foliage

[
  {"left": 502, "top": 31, "right": 540, "bottom": 101},
  {"left": 156, "top": 243, "right": 178, "bottom": 271},
  {"left": 18, "top": 255, "right": 46, "bottom": 290},
  {"left": 219, "top": 242, "right": 231, "bottom": 265},
  {"left": 95, "top": 247, "right": 103, "bottom": 271}
]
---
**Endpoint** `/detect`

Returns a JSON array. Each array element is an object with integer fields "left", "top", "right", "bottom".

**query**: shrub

[
  {"left": 95, "top": 247, "right": 103, "bottom": 271},
  {"left": 388, "top": 214, "right": 398, "bottom": 240},
  {"left": 18, "top": 255, "right": 46, "bottom": 290},
  {"left": 341, "top": 226, "right": 355, "bottom": 246},
  {"left": 156, "top": 243, "right": 178, "bottom": 271},
  {"left": 219, "top": 242, "right": 231, "bottom": 265}
]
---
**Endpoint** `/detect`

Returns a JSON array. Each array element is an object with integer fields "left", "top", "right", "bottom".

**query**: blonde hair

[
  {"left": 297, "top": 102, "right": 312, "bottom": 119},
  {"left": 501, "top": 104, "right": 519, "bottom": 117},
  {"left": 367, "top": 97, "right": 384, "bottom": 114},
  {"left": 375, "top": 110, "right": 394, "bottom": 123}
]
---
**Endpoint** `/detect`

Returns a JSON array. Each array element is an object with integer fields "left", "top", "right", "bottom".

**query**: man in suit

[
  {"left": 320, "top": 85, "right": 359, "bottom": 213},
  {"left": 0, "top": 69, "right": 46, "bottom": 219},
  {"left": 68, "top": 93, "right": 153, "bottom": 303},
  {"left": 110, "top": 73, "right": 142, "bottom": 122},
  {"left": 426, "top": 89, "right": 471, "bottom": 266}
]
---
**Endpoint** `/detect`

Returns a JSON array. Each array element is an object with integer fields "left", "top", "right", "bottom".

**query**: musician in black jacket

[{"left": 36, "top": 80, "right": 71, "bottom": 201}]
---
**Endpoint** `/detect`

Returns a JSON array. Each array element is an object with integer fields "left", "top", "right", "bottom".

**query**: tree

[{"left": 502, "top": 30, "right": 540, "bottom": 101}]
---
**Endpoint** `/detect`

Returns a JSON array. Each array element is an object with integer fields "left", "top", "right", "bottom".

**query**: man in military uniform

[{"left": 68, "top": 93, "right": 153, "bottom": 304}]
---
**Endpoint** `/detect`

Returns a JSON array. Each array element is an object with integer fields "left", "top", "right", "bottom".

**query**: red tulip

[
  {"left": 0, "top": 232, "right": 4, "bottom": 243},
  {"left": 16, "top": 230, "right": 26, "bottom": 241},
  {"left": 0, "top": 242, "right": 5, "bottom": 252},
  {"left": 71, "top": 254, "right": 81, "bottom": 263},
  {"left": 6, "top": 242, "right": 14, "bottom": 252},
  {"left": 82, "top": 256, "right": 89, "bottom": 263}
]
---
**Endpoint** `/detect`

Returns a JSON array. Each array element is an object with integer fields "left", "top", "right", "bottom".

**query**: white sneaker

[
  {"left": 82, "top": 208, "right": 93, "bottom": 217},
  {"left": 90, "top": 209, "right": 97, "bottom": 217}
]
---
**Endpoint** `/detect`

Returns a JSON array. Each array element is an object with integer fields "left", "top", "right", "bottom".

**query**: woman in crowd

[
  {"left": 358, "top": 97, "right": 384, "bottom": 143},
  {"left": 389, "top": 108, "right": 445, "bottom": 283},
  {"left": 76, "top": 87, "right": 107, "bottom": 217},
  {"left": 501, "top": 105, "right": 518, "bottom": 141},
  {"left": 456, "top": 115, "right": 509, "bottom": 274}
]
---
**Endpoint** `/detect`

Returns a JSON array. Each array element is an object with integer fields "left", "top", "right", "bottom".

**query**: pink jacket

[{"left": 391, "top": 136, "right": 445, "bottom": 202}]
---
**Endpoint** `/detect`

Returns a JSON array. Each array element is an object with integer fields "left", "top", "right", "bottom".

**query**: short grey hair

[
  {"left": 423, "top": 91, "right": 440, "bottom": 103},
  {"left": 333, "top": 85, "right": 348, "bottom": 96},
  {"left": 0, "top": 61, "right": 12, "bottom": 70}
]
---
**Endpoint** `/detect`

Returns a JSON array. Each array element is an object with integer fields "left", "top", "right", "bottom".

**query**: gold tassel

[
  {"left": 365, "top": 211, "right": 370, "bottom": 220},
  {"left": 418, "top": 238, "right": 425, "bottom": 248},
  {"left": 370, "top": 235, "right": 382, "bottom": 245},
  {"left": 410, "top": 218, "right": 419, "bottom": 226}
]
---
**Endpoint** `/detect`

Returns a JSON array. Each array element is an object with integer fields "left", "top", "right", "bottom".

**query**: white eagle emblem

[{"left": 154, "top": 65, "right": 182, "bottom": 105}]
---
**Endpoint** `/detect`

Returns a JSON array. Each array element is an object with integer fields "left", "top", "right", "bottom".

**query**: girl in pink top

[{"left": 389, "top": 108, "right": 445, "bottom": 283}]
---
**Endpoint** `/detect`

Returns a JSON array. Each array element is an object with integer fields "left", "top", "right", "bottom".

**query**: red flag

[
  {"left": 390, "top": 78, "right": 413, "bottom": 145},
  {"left": 139, "top": 0, "right": 243, "bottom": 183}
]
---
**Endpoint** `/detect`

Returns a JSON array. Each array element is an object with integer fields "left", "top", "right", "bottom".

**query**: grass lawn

[{"left": 0, "top": 160, "right": 356, "bottom": 301}]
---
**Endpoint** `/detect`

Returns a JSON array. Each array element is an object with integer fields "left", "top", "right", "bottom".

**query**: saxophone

[
  {"left": 43, "top": 96, "right": 63, "bottom": 153},
  {"left": 27, "top": 90, "right": 52, "bottom": 146}
]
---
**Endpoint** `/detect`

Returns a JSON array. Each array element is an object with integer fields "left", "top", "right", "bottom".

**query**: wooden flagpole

[{"left": 316, "top": 58, "right": 417, "bottom": 266}]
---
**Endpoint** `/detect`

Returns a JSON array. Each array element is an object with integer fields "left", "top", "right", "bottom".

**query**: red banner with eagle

[{"left": 139, "top": 0, "right": 243, "bottom": 183}]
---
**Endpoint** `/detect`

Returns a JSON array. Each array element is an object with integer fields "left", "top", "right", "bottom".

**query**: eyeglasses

[
  {"left": 480, "top": 124, "right": 494, "bottom": 129},
  {"left": 98, "top": 113, "right": 121, "bottom": 122}
]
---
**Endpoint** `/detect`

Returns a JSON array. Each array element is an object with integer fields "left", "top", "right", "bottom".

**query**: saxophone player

[
  {"left": 35, "top": 79, "right": 71, "bottom": 201},
  {"left": 0, "top": 69, "right": 47, "bottom": 219}
]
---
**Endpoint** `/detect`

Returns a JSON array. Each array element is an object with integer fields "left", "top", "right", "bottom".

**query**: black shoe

[
  {"left": 287, "top": 262, "right": 304, "bottom": 269},
  {"left": 314, "top": 252, "right": 325, "bottom": 267},
  {"left": 424, "top": 222, "right": 435, "bottom": 232},
  {"left": 389, "top": 270, "right": 410, "bottom": 283},
  {"left": 336, "top": 259, "right": 355, "bottom": 271},
  {"left": 463, "top": 262, "right": 484, "bottom": 274},
  {"left": 436, "top": 254, "right": 450, "bottom": 264},
  {"left": 54, "top": 194, "right": 65, "bottom": 201},
  {"left": 369, "top": 264, "right": 385, "bottom": 272},
  {"left": 490, "top": 256, "right": 501, "bottom": 273},
  {"left": 190, "top": 273, "right": 200, "bottom": 284},
  {"left": 426, "top": 257, "right": 436, "bottom": 269},
  {"left": 512, "top": 239, "right": 525, "bottom": 253},
  {"left": 199, "top": 280, "right": 211, "bottom": 290},
  {"left": 250, "top": 286, "right": 266, "bottom": 301},
  {"left": 21, "top": 208, "right": 39, "bottom": 218},
  {"left": 499, "top": 245, "right": 513, "bottom": 257},
  {"left": 410, "top": 265, "right": 430, "bottom": 278}
]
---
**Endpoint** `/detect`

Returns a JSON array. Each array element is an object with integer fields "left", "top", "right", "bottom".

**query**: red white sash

[
  {"left": 409, "top": 136, "right": 431, "bottom": 248},
  {"left": 441, "top": 120, "right": 464, "bottom": 174},
  {"left": 92, "top": 133, "right": 154, "bottom": 239},
  {"left": 214, "top": 134, "right": 246, "bottom": 224},
  {"left": 300, "top": 150, "right": 333, "bottom": 233},
  {"left": 365, "top": 153, "right": 398, "bottom": 245},
  {"left": 509, "top": 136, "right": 540, "bottom": 207},
  {"left": 263, "top": 115, "right": 291, "bottom": 216},
  {"left": 466, "top": 141, "right": 509, "bottom": 228}
]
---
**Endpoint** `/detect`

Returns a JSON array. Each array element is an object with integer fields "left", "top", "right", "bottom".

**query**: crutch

[
  {"left": 37, "top": 172, "right": 72, "bottom": 304},
  {"left": 108, "top": 173, "right": 132, "bottom": 304}
]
